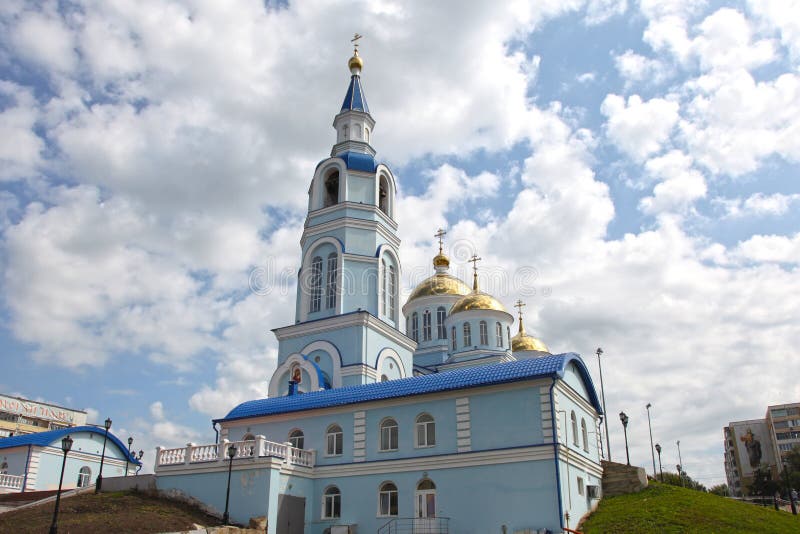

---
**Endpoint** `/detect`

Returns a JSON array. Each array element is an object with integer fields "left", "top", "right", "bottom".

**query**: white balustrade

[
  {"left": 0, "top": 473, "right": 23, "bottom": 490},
  {"left": 156, "top": 438, "right": 314, "bottom": 469}
]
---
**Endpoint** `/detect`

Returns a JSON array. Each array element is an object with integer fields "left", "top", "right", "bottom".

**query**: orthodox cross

[
  {"left": 434, "top": 228, "right": 447, "bottom": 254},
  {"left": 468, "top": 254, "right": 482, "bottom": 290},
  {"left": 351, "top": 33, "right": 362, "bottom": 51},
  {"left": 514, "top": 299, "right": 526, "bottom": 320}
]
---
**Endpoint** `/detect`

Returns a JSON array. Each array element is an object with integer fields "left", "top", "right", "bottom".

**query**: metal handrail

[{"left": 377, "top": 517, "right": 450, "bottom": 534}]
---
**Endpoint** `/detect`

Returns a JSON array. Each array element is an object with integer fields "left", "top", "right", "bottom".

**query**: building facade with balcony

[{"left": 155, "top": 46, "right": 604, "bottom": 534}]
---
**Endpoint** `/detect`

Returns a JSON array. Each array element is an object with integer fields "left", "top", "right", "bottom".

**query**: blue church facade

[{"left": 155, "top": 46, "right": 604, "bottom": 534}]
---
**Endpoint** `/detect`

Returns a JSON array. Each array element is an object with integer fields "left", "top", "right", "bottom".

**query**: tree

[
  {"left": 661, "top": 470, "right": 707, "bottom": 492},
  {"left": 749, "top": 465, "right": 778, "bottom": 498},
  {"left": 708, "top": 483, "right": 729, "bottom": 496}
]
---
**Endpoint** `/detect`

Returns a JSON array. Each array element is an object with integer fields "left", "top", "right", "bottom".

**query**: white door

[{"left": 414, "top": 489, "right": 437, "bottom": 532}]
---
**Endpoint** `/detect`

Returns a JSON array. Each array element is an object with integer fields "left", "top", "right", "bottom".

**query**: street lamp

[
  {"left": 676, "top": 464, "right": 683, "bottom": 487},
  {"left": 655, "top": 443, "right": 663, "bottom": 482},
  {"left": 676, "top": 440, "right": 684, "bottom": 487},
  {"left": 596, "top": 347, "right": 610, "bottom": 461},
  {"left": 49, "top": 434, "right": 73, "bottom": 534},
  {"left": 619, "top": 411, "right": 630, "bottom": 466},
  {"left": 126, "top": 437, "right": 134, "bottom": 477},
  {"left": 222, "top": 445, "right": 237, "bottom": 524},
  {"left": 95, "top": 417, "right": 112, "bottom": 493},
  {"left": 646, "top": 403, "right": 656, "bottom": 479},
  {"left": 783, "top": 461, "right": 798, "bottom": 515},
  {"left": 136, "top": 450, "right": 144, "bottom": 475}
]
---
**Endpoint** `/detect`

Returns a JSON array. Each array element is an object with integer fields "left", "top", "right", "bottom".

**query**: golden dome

[
  {"left": 433, "top": 253, "right": 450, "bottom": 268},
  {"left": 348, "top": 50, "right": 363, "bottom": 71},
  {"left": 450, "top": 291, "right": 509, "bottom": 315},
  {"left": 512, "top": 332, "right": 549, "bottom": 353},
  {"left": 407, "top": 273, "right": 471, "bottom": 303}
]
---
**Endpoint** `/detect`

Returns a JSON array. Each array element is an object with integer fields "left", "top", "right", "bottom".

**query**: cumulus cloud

[
  {"left": 601, "top": 94, "right": 680, "bottom": 161},
  {"left": 638, "top": 150, "right": 707, "bottom": 214},
  {"left": 613, "top": 50, "right": 669, "bottom": 87},
  {"left": 716, "top": 192, "right": 800, "bottom": 218}
]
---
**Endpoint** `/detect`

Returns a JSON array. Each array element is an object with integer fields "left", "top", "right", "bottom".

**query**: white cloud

[
  {"left": 692, "top": 8, "right": 776, "bottom": 73},
  {"left": 8, "top": 4, "right": 77, "bottom": 73},
  {"left": 748, "top": 0, "right": 800, "bottom": 58},
  {"left": 0, "top": 81, "right": 45, "bottom": 181},
  {"left": 639, "top": 150, "right": 707, "bottom": 214},
  {"left": 733, "top": 233, "right": 800, "bottom": 263},
  {"left": 613, "top": 50, "right": 668, "bottom": 86},
  {"left": 601, "top": 94, "right": 680, "bottom": 161},
  {"left": 716, "top": 192, "right": 800, "bottom": 218}
]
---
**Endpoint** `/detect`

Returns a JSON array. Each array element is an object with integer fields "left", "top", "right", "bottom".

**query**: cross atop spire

[
  {"left": 515, "top": 299, "right": 527, "bottom": 335},
  {"left": 468, "top": 254, "right": 482, "bottom": 291},
  {"left": 434, "top": 228, "right": 447, "bottom": 254},
  {"left": 351, "top": 33, "right": 362, "bottom": 52}
]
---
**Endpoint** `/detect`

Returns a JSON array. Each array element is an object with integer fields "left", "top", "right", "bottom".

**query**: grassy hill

[
  {"left": 581, "top": 482, "right": 800, "bottom": 534},
  {"left": 0, "top": 490, "right": 224, "bottom": 533}
]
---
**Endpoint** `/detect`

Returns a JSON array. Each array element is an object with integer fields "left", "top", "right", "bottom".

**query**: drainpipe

[
  {"left": 212, "top": 422, "right": 219, "bottom": 444},
  {"left": 22, "top": 445, "right": 31, "bottom": 492},
  {"left": 549, "top": 378, "right": 565, "bottom": 532}
]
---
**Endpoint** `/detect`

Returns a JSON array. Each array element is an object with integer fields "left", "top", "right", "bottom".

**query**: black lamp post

[
  {"left": 655, "top": 443, "right": 663, "bottom": 482},
  {"left": 676, "top": 464, "right": 683, "bottom": 487},
  {"left": 222, "top": 445, "right": 237, "bottom": 525},
  {"left": 676, "top": 440, "right": 684, "bottom": 487},
  {"left": 784, "top": 461, "right": 798, "bottom": 515},
  {"left": 49, "top": 434, "right": 73, "bottom": 534},
  {"left": 125, "top": 436, "right": 134, "bottom": 477},
  {"left": 619, "top": 411, "right": 630, "bottom": 466},
  {"left": 596, "top": 348, "right": 611, "bottom": 461},
  {"left": 135, "top": 450, "right": 144, "bottom": 475},
  {"left": 646, "top": 403, "right": 656, "bottom": 479},
  {"left": 95, "top": 417, "right": 112, "bottom": 493}
]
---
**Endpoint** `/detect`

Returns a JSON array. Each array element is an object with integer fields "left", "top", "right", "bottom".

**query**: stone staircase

[{"left": 601, "top": 460, "right": 648, "bottom": 498}]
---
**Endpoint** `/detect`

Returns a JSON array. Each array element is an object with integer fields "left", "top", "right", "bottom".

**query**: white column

[
  {"left": 256, "top": 435, "right": 266, "bottom": 457},
  {"left": 185, "top": 443, "right": 195, "bottom": 465}
]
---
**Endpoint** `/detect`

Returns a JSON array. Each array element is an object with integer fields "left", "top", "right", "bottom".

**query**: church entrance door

[
  {"left": 414, "top": 479, "right": 437, "bottom": 531},
  {"left": 276, "top": 494, "right": 305, "bottom": 534}
]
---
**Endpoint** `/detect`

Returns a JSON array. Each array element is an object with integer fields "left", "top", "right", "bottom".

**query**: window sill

[
  {"left": 323, "top": 453, "right": 343, "bottom": 458},
  {"left": 378, "top": 448, "right": 398, "bottom": 453},
  {"left": 414, "top": 444, "right": 436, "bottom": 449}
]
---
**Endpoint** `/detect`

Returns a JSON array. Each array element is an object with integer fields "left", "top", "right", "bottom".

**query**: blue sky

[{"left": 1, "top": 0, "right": 799, "bottom": 487}]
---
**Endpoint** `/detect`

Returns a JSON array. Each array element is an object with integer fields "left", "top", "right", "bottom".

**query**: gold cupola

[
  {"left": 406, "top": 230, "right": 470, "bottom": 305},
  {"left": 449, "top": 254, "right": 510, "bottom": 315},
  {"left": 511, "top": 300, "right": 549, "bottom": 353}
]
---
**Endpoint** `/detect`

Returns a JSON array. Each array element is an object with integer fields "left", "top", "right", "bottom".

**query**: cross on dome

[
  {"left": 435, "top": 228, "right": 446, "bottom": 254},
  {"left": 515, "top": 300, "right": 527, "bottom": 334},
  {"left": 468, "top": 254, "right": 482, "bottom": 291}
]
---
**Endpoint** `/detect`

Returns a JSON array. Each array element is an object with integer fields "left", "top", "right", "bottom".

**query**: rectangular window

[
  {"left": 389, "top": 266, "right": 397, "bottom": 320},
  {"left": 327, "top": 432, "right": 343, "bottom": 456},
  {"left": 310, "top": 257, "right": 322, "bottom": 313},
  {"left": 437, "top": 308, "right": 446, "bottom": 339},
  {"left": 411, "top": 314, "right": 419, "bottom": 342},
  {"left": 577, "top": 477, "right": 585, "bottom": 496},
  {"left": 380, "top": 260, "right": 386, "bottom": 316},
  {"left": 416, "top": 420, "right": 435, "bottom": 447},
  {"left": 381, "top": 425, "right": 398, "bottom": 451},
  {"left": 379, "top": 488, "right": 398, "bottom": 516},
  {"left": 324, "top": 493, "right": 341, "bottom": 518},
  {"left": 463, "top": 323, "right": 471, "bottom": 347},
  {"left": 772, "top": 409, "right": 788, "bottom": 418},
  {"left": 423, "top": 311, "right": 432, "bottom": 341},
  {"left": 495, "top": 322, "right": 503, "bottom": 347},
  {"left": 775, "top": 421, "right": 789, "bottom": 429},
  {"left": 326, "top": 255, "right": 337, "bottom": 309},
  {"left": 479, "top": 322, "right": 488, "bottom": 345}
]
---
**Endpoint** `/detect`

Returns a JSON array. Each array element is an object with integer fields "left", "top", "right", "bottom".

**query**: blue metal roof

[
  {"left": 337, "top": 151, "right": 376, "bottom": 172},
  {"left": 217, "top": 353, "right": 602, "bottom": 423},
  {"left": 0, "top": 425, "right": 142, "bottom": 464},
  {"left": 340, "top": 75, "right": 369, "bottom": 113}
]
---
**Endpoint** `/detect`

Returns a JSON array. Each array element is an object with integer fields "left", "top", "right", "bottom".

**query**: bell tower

[{"left": 268, "top": 41, "right": 415, "bottom": 396}]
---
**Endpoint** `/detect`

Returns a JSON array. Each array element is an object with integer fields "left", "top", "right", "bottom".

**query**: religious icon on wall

[
  {"left": 291, "top": 365, "right": 302, "bottom": 384},
  {"left": 741, "top": 428, "right": 762, "bottom": 468}
]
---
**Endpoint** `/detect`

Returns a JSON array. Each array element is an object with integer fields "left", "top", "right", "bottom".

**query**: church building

[{"left": 154, "top": 45, "right": 604, "bottom": 534}]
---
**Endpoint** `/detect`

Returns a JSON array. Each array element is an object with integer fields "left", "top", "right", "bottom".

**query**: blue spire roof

[
  {"left": 340, "top": 75, "right": 370, "bottom": 113},
  {"left": 216, "top": 353, "right": 603, "bottom": 423},
  {"left": 0, "top": 425, "right": 143, "bottom": 464}
]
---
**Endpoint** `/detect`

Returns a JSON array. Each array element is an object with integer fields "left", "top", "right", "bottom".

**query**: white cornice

[
  {"left": 272, "top": 312, "right": 415, "bottom": 352},
  {"left": 554, "top": 382, "right": 597, "bottom": 416},
  {"left": 557, "top": 443, "right": 603, "bottom": 476},
  {"left": 306, "top": 202, "right": 398, "bottom": 231}
]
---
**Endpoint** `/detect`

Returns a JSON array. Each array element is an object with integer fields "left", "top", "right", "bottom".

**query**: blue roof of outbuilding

[
  {"left": 341, "top": 75, "right": 369, "bottom": 113},
  {"left": 337, "top": 151, "right": 376, "bottom": 172},
  {"left": 217, "top": 353, "right": 602, "bottom": 423},
  {"left": 0, "top": 425, "right": 142, "bottom": 464}
]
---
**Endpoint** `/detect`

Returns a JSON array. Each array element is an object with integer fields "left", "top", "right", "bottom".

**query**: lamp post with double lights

[
  {"left": 619, "top": 411, "right": 630, "bottom": 466},
  {"left": 655, "top": 443, "right": 663, "bottom": 482},
  {"left": 222, "top": 444, "right": 237, "bottom": 525},
  {"left": 596, "top": 348, "right": 610, "bottom": 461},
  {"left": 646, "top": 403, "right": 656, "bottom": 479},
  {"left": 126, "top": 436, "right": 134, "bottom": 476},
  {"left": 95, "top": 417, "right": 112, "bottom": 493},
  {"left": 48, "top": 434, "right": 73, "bottom": 534}
]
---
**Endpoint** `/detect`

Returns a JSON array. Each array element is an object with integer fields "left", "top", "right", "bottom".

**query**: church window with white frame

[
  {"left": 422, "top": 310, "right": 432, "bottom": 341},
  {"left": 496, "top": 321, "right": 503, "bottom": 347},
  {"left": 577, "top": 476, "right": 585, "bottom": 496},
  {"left": 381, "top": 259, "right": 387, "bottom": 316},
  {"left": 463, "top": 322, "right": 472, "bottom": 347},
  {"left": 411, "top": 313, "right": 419, "bottom": 342},
  {"left": 436, "top": 307, "right": 446, "bottom": 339},
  {"left": 378, "top": 482, "right": 398, "bottom": 517},
  {"left": 77, "top": 466, "right": 91, "bottom": 487},
  {"left": 571, "top": 412, "right": 579, "bottom": 446},
  {"left": 310, "top": 256, "right": 323, "bottom": 313},
  {"left": 479, "top": 321, "right": 488, "bottom": 345},
  {"left": 451, "top": 326, "right": 457, "bottom": 350},
  {"left": 581, "top": 418, "right": 589, "bottom": 452},
  {"left": 289, "top": 429, "right": 305, "bottom": 449},
  {"left": 415, "top": 413, "right": 435, "bottom": 447},
  {"left": 388, "top": 265, "right": 396, "bottom": 319},
  {"left": 326, "top": 424, "right": 343, "bottom": 456},
  {"left": 380, "top": 418, "right": 399, "bottom": 451},
  {"left": 326, "top": 253, "right": 337, "bottom": 309},
  {"left": 323, "top": 486, "right": 341, "bottom": 518}
]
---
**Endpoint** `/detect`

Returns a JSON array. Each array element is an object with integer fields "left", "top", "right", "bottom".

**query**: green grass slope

[{"left": 581, "top": 482, "right": 800, "bottom": 534}]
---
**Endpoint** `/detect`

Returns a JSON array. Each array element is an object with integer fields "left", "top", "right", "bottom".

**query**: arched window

[
  {"left": 422, "top": 310, "right": 432, "bottom": 341},
  {"left": 77, "top": 466, "right": 91, "bottom": 487},
  {"left": 381, "top": 259, "right": 387, "bottom": 316},
  {"left": 379, "top": 176, "right": 388, "bottom": 215},
  {"left": 388, "top": 265, "right": 397, "bottom": 320},
  {"left": 406, "top": 316, "right": 410, "bottom": 336},
  {"left": 411, "top": 313, "right": 419, "bottom": 342},
  {"left": 324, "top": 171, "right": 339, "bottom": 207},
  {"left": 415, "top": 413, "right": 435, "bottom": 447},
  {"left": 416, "top": 479, "right": 436, "bottom": 519},
  {"left": 479, "top": 321, "right": 488, "bottom": 345},
  {"left": 581, "top": 419, "right": 589, "bottom": 452},
  {"left": 463, "top": 322, "right": 471, "bottom": 347},
  {"left": 310, "top": 256, "right": 323, "bottom": 313},
  {"left": 507, "top": 326, "right": 511, "bottom": 347},
  {"left": 354, "top": 124, "right": 362, "bottom": 139},
  {"left": 289, "top": 429, "right": 305, "bottom": 449},
  {"left": 365, "top": 127, "right": 370, "bottom": 144},
  {"left": 380, "top": 418, "right": 398, "bottom": 451},
  {"left": 378, "top": 482, "right": 398, "bottom": 516},
  {"left": 436, "top": 307, "right": 446, "bottom": 339},
  {"left": 326, "top": 253, "right": 337, "bottom": 309},
  {"left": 451, "top": 326, "right": 457, "bottom": 350},
  {"left": 326, "top": 424, "right": 343, "bottom": 456},
  {"left": 571, "top": 412, "right": 579, "bottom": 446},
  {"left": 342, "top": 125, "right": 349, "bottom": 140},
  {"left": 323, "top": 486, "right": 341, "bottom": 519},
  {"left": 496, "top": 322, "right": 503, "bottom": 347}
]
